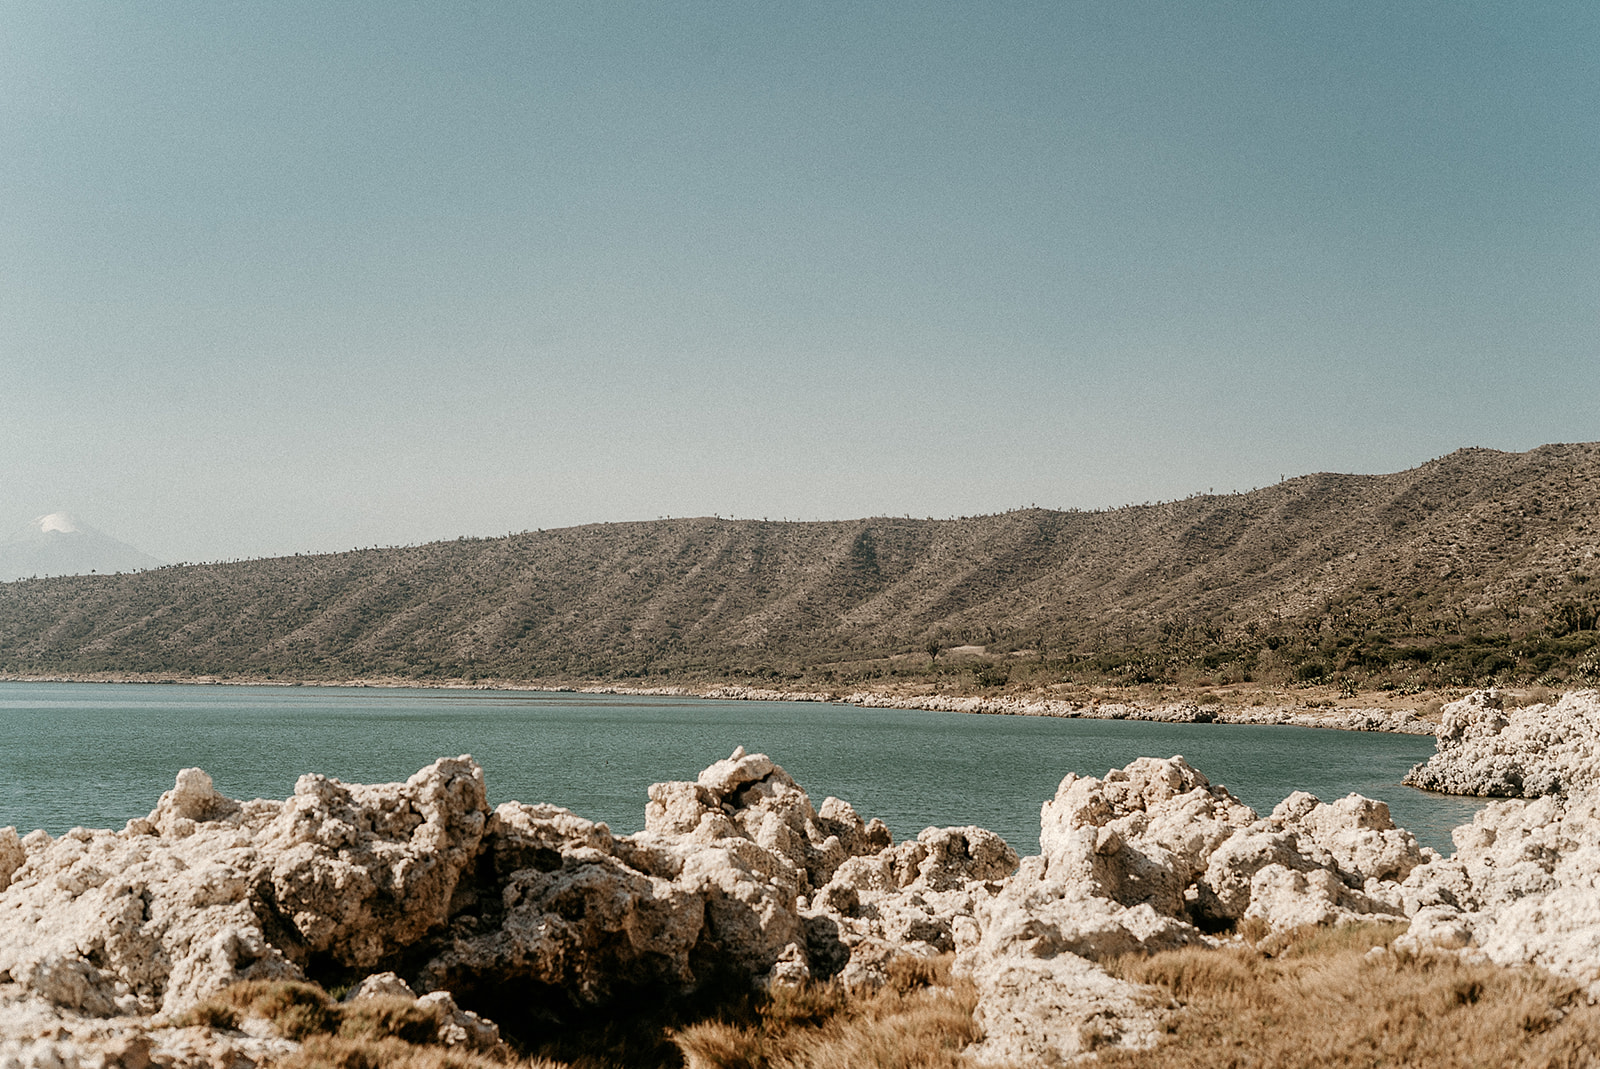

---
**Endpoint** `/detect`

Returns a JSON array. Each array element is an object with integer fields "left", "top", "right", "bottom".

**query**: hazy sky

[{"left": 4, "top": 2, "right": 1596, "bottom": 563}]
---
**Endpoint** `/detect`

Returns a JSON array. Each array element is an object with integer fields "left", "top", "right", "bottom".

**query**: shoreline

[{"left": 0, "top": 670, "right": 1442, "bottom": 734}]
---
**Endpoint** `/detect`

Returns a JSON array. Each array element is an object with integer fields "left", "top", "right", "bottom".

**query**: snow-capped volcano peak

[
  {"left": 36, "top": 512, "right": 80, "bottom": 535},
  {"left": 1, "top": 512, "right": 165, "bottom": 581}
]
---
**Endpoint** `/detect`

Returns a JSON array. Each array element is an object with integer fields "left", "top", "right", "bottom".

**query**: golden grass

[
  {"left": 178, "top": 980, "right": 567, "bottom": 1068},
  {"left": 177, "top": 932, "right": 1600, "bottom": 1069},
  {"left": 282, "top": 1034, "right": 566, "bottom": 1069},
  {"left": 672, "top": 955, "right": 980, "bottom": 1069},
  {"left": 177, "top": 979, "right": 335, "bottom": 1039},
  {"left": 1101, "top": 922, "right": 1600, "bottom": 1069}
]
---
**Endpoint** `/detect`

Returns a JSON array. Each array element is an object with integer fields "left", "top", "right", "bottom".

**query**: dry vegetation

[
  {"left": 1, "top": 443, "right": 1598, "bottom": 692},
  {"left": 180, "top": 934, "right": 1600, "bottom": 1069},
  {"left": 1101, "top": 923, "right": 1600, "bottom": 1069},
  {"left": 178, "top": 980, "right": 559, "bottom": 1069},
  {"left": 672, "top": 955, "right": 979, "bottom": 1069},
  {"left": 179, "top": 963, "right": 979, "bottom": 1069}
]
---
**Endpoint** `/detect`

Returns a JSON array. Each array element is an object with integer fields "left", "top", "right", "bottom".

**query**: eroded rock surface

[
  {"left": 7, "top": 705, "right": 1600, "bottom": 1067},
  {"left": 1404, "top": 688, "right": 1600, "bottom": 797},
  {"left": 1398, "top": 789, "right": 1600, "bottom": 992},
  {"left": 952, "top": 755, "right": 1435, "bottom": 1063},
  {"left": 0, "top": 757, "right": 488, "bottom": 1023},
  {"left": 0, "top": 747, "right": 947, "bottom": 1066},
  {"left": 419, "top": 742, "right": 884, "bottom": 1007}
]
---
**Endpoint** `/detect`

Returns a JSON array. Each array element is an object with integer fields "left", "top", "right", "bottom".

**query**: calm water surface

[{"left": 0, "top": 682, "right": 1482, "bottom": 855}]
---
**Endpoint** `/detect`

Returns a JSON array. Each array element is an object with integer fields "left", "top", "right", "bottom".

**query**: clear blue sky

[{"left": 4, "top": 2, "right": 1596, "bottom": 563}]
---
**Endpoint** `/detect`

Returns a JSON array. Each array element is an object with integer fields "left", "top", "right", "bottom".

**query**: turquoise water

[{"left": 0, "top": 682, "right": 1482, "bottom": 855}]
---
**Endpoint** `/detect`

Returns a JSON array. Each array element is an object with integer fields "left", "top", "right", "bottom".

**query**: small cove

[{"left": 0, "top": 681, "right": 1484, "bottom": 855}]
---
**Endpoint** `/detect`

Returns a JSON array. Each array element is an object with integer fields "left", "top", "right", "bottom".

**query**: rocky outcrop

[
  {"left": 1384, "top": 689, "right": 1600, "bottom": 993},
  {"left": 1397, "top": 789, "right": 1600, "bottom": 992},
  {"left": 6, "top": 720, "right": 1600, "bottom": 1066},
  {"left": 0, "top": 747, "right": 942, "bottom": 1066},
  {"left": 0, "top": 757, "right": 489, "bottom": 1021},
  {"left": 804, "top": 823, "right": 1016, "bottom": 993},
  {"left": 0, "top": 748, "right": 1038, "bottom": 1063},
  {"left": 419, "top": 744, "right": 904, "bottom": 1006},
  {"left": 952, "top": 756, "right": 1436, "bottom": 1063},
  {"left": 1404, "top": 688, "right": 1600, "bottom": 796}
]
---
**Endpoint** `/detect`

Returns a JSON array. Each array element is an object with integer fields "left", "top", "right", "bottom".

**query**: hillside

[{"left": 1, "top": 443, "right": 1598, "bottom": 690}]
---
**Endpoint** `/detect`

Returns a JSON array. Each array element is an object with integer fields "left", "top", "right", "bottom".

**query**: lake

[{"left": 0, "top": 681, "right": 1483, "bottom": 855}]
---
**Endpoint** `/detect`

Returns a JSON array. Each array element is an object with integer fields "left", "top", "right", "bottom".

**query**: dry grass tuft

[
  {"left": 672, "top": 954, "right": 980, "bottom": 1069},
  {"left": 336, "top": 994, "right": 446, "bottom": 1045},
  {"left": 178, "top": 979, "right": 336, "bottom": 1039},
  {"left": 1261, "top": 918, "right": 1409, "bottom": 959},
  {"left": 1103, "top": 922, "right": 1600, "bottom": 1069},
  {"left": 280, "top": 1035, "right": 569, "bottom": 1069},
  {"left": 179, "top": 980, "right": 567, "bottom": 1068},
  {"left": 177, "top": 930, "right": 1600, "bottom": 1068}
]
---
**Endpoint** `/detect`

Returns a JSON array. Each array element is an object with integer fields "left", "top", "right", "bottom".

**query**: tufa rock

[
  {"left": 1404, "top": 688, "right": 1600, "bottom": 797},
  {"left": 1398, "top": 789, "right": 1600, "bottom": 992},
  {"left": 9, "top": 725, "right": 1600, "bottom": 1067},
  {"left": 954, "top": 755, "right": 1436, "bottom": 1061}
]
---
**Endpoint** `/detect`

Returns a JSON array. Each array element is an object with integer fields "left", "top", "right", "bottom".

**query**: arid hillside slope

[{"left": 1, "top": 443, "right": 1597, "bottom": 686}]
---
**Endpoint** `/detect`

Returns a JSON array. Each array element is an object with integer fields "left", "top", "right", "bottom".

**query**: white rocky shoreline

[
  {"left": 577, "top": 684, "right": 1440, "bottom": 734},
  {"left": 0, "top": 673, "right": 1441, "bottom": 734},
  {"left": 3, "top": 689, "right": 1598, "bottom": 1067}
]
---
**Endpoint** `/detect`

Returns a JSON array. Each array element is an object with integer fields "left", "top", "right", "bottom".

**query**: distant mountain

[
  {"left": 0, "top": 513, "right": 165, "bottom": 583},
  {"left": 0, "top": 444, "right": 1597, "bottom": 687}
]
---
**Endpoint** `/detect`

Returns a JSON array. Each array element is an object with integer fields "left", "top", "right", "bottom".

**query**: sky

[{"left": 3, "top": 2, "right": 1597, "bottom": 564}]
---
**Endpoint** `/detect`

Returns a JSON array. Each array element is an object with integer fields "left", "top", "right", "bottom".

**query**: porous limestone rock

[
  {"left": 962, "top": 951, "right": 1165, "bottom": 1065},
  {"left": 1398, "top": 788, "right": 1600, "bottom": 992},
  {"left": 0, "top": 756, "right": 490, "bottom": 1019},
  {"left": 1, "top": 747, "right": 1028, "bottom": 1065},
  {"left": 805, "top": 824, "right": 1018, "bottom": 993},
  {"left": 0, "top": 990, "right": 296, "bottom": 1069},
  {"left": 1191, "top": 791, "right": 1428, "bottom": 930},
  {"left": 418, "top": 799, "right": 710, "bottom": 1004},
  {"left": 256, "top": 756, "right": 491, "bottom": 969},
  {"left": 0, "top": 827, "right": 22, "bottom": 893},
  {"left": 952, "top": 756, "right": 1437, "bottom": 1062},
  {"left": 423, "top": 746, "right": 923, "bottom": 1004},
  {"left": 18, "top": 742, "right": 1597, "bottom": 1069},
  {"left": 1404, "top": 688, "right": 1600, "bottom": 797},
  {"left": 1037, "top": 756, "right": 1260, "bottom": 919}
]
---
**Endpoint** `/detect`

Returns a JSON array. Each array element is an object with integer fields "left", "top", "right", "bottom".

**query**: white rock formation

[
  {"left": 0, "top": 826, "right": 22, "bottom": 892},
  {"left": 5, "top": 732, "right": 1600, "bottom": 1067},
  {"left": 0, "top": 757, "right": 488, "bottom": 1021},
  {"left": 950, "top": 755, "right": 1435, "bottom": 1062},
  {"left": 1398, "top": 789, "right": 1600, "bottom": 992},
  {"left": 1404, "top": 688, "right": 1600, "bottom": 797},
  {"left": 0, "top": 747, "right": 920, "bottom": 1066}
]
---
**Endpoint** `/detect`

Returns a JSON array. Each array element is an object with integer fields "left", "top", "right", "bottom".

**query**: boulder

[
  {"left": 953, "top": 756, "right": 1436, "bottom": 1062},
  {"left": 1404, "top": 688, "right": 1600, "bottom": 797},
  {"left": 257, "top": 756, "right": 491, "bottom": 970},
  {"left": 1036, "top": 756, "right": 1260, "bottom": 917},
  {"left": 962, "top": 951, "right": 1165, "bottom": 1066},
  {"left": 0, "top": 756, "right": 490, "bottom": 1019},
  {"left": 1398, "top": 789, "right": 1600, "bottom": 993},
  {"left": 420, "top": 748, "right": 987, "bottom": 1003}
]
